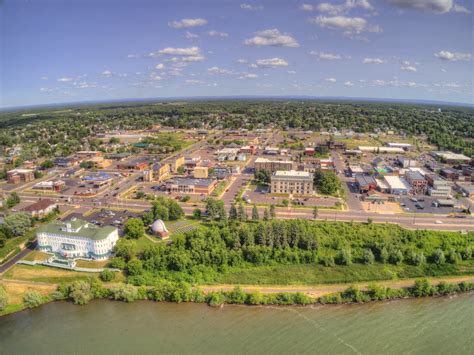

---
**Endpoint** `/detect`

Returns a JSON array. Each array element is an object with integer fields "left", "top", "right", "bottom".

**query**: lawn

[
  {"left": 22, "top": 250, "right": 51, "bottom": 262},
  {"left": 214, "top": 261, "right": 474, "bottom": 286},
  {"left": 0, "top": 235, "right": 30, "bottom": 264},
  {"left": 3, "top": 264, "right": 101, "bottom": 284}
]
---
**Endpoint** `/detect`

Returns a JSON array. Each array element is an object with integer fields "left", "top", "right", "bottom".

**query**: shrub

[
  {"left": 432, "top": 249, "right": 446, "bottom": 265},
  {"left": 412, "top": 279, "right": 434, "bottom": 297},
  {"left": 320, "top": 255, "right": 335, "bottom": 267},
  {"left": 207, "top": 292, "right": 225, "bottom": 307},
  {"left": 226, "top": 287, "right": 247, "bottom": 304},
  {"left": 336, "top": 249, "right": 352, "bottom": 265},
  {"left": 68, "top": 281, "right": 93, "bottom": 305},
  {"left": 109, "top": 284, "right": 139, "bottom": 302},
  {"left": 446, "top": 249, "right": 461, "bottom": 264},
  {"left": 246, "top": 291, "right": 264, "bottom": 305},
  {"left": 23, "top": 290, "right": 45, "bottom": 308},
  {"left": 362, "top": 249, "right": 375, "bottom": 265},
  {"left": 100, "top": 269, "right": 116, "bottom": 282},
  {"left": 461, "top": 246, "right": 472, "bottom": 260},
  {"left": 388, "top": 249, "right": 404, "bottom": 265},
  {"left": 0, "top": 285, "right": 8, "bottom": 311}
]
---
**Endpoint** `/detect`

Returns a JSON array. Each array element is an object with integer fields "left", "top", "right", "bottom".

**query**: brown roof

[{"left": 22, "top": 199, "right": 57, "bottom": 212}]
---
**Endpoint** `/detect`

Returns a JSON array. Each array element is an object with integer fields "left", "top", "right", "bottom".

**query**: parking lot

[{"left": 399, "top": 196, "right": 461, "bottom": 215}]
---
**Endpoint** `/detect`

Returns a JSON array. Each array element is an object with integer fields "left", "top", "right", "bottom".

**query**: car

[
  {"left": 435, "top": 220, "right": 443, "bottom": 224},
  {"left": 410, "top": 197, "right": 418, "bottom": 202}
]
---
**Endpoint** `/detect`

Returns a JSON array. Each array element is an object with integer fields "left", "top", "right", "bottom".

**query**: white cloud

[
  {"left": 237, "top": 59, "right": 248, "bottom": 64},
  {"left": 155, "top": 63, "right": 165, "bottom": 70},
  {"left": 184, "top": 31, "right": 199, "bottom": 39},
  {"left": 240, "top": 3, "right": 263, "bottom": 11},
  {"left": 453, "top": 4, "right": 471, "bottom": 13},
  {"left": 239, "top": 73, "right": 259, "bottom": 79},
  {"left": 388, "top": 0, "right": 459, "bottom": 13},
  {"left": 168, "top": 18, "right": 208, "bottom": 29},
  {"left": 101, "top": 70, "right": 113, "bottom": 77},
  {"left": 363, "top": 57, "right": 385, "bottom": 64},
  {"left": 255, "top": 57, "right": 289, "bottom": 68},
  {"left": 150, "top": 74, "right": 163, "bottom": 81},
  {"left": 434, "top": 50, "right": 472, "bottom": 61},
  {"left": 127, "top": 54, "right": 139, "bottom": 58},
  {"left": 317, "top": 0, "right": 374, "bottom": 15},
  {"left": 173, "top": 55, "right": 205, "bottom": 62},
  {"left": 311, "top": 16, "right": 382, "bottom": 36},
  {"left": 40, "top": 87, "right": 54, "bottom": 92},
  {"left": 244, "top": 28, "right": 299, "bottom": 47},
  {"left": 325, "top": 77, "right": 337, "bottom": 83},
  {"left": 41, "top": 76, "right": 48, "bottom": 80},
  {"left": 288, "top": 70, "right": 297, "bottom": 74},
  {"left": 185, "top": 79, "right": 205, "bottom": 84},
  {"left": 207, "top": 66, "right": 233, "bottom": 75},
  {"left": 57, "top": 77, "right": 73, "bottom": 82},
  {"left": 157, "top": 46, "right": 201, "bottom": 56},
  {"left": 400, "top": 63, "right": 417, "bottom": 72},
  {"left": 344, "top": 81, "right": 355, "bottom": 86},
  {"left": 207, "top": 30, "right": 229, "bottom": 37},
  {"left": 299, "top": 3, "right": 314, "bottom": 11},
  {"left": 310, "top": 51, "right": 348, "bottom": 60}
]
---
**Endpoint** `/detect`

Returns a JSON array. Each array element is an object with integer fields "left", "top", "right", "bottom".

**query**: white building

[
  {"left": 270, "top": 170, "right": 314, "bottom": 195},
  {"left": 383, "top": 176, "right": 411, "bottom": 195},
  {"left": 36, "top": 218, "right": 119, "bottom": 260}
]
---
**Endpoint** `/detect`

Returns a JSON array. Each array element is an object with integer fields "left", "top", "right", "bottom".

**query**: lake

[{"left": 1, "top": 293, "right": 473, "bottom": 354}]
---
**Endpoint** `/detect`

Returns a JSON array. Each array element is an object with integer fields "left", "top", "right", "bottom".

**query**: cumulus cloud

[
  {"left": 240, "top": 3, "right": 263, "bottom": 11},
  {"left": 325, "top": 77, "right": 337, "bottom": 83},
  {"left": 255, "top": 58, "right": 289, "bottom": 68},
  {"left": 389, "top": 0, "right": 450, "bottom": 13},
  {"left": 363, "top": 57, "right": 385, "bottom": 64},
  {"left": 317, "top": 0, "right": 374, "bottom": 15},
  {"left": 344, "top": 81, "right": 355, "bottom": 86},
  {"left": 434, "top": 50, "right": 472, "bottom": 61},
  {"left": 185, "top": 79, "right": 205, "bottom": 84},
  {"left": 157, "top": 46, "right": 201, "bottom": 56},
  {"left": 244, "top": 28, "right": 299, "bottom": 47},
  {"left": 155, "top": 63, "right": 165, "bottom": 70},
  {"left": 310, "top": 51, "right": 350, "bottom": 60},
  {"left": 310, "top": 16, "right": 382, "bottom": 36},
  {"left": 169, "top": 55, "right": 205, "bottom": 62},
  {"left": 452, "top": 4, "right": 471, "bottom": 13},
  {"left": 168, "top": 18, "right": 208, "bottom": 29},
  {"left": 299, "top": 3, "right": 314, "bottom": 11},
  {"left": 101, "top": 70, "right": 113, "bottom": 77},
  {"left": 400, "top": 60, "right": 417, "bottom": 72},
  {"left": 207, "top": 30, "right": 229, "bottom": 37}
]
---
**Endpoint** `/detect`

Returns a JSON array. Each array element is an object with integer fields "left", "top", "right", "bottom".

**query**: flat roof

[
  {"left": 166, "top": 177, "right": 216, "bottom": 187},
  {"left": 384, "top": 175, "right": 410, "bottom": 190},
  {"left": 272, "top": 170, "right": 313, "bottom": 180},
  {"left": 255, "top": 157, "right": 293, "bottom": 164},
  {"left": 433, "top": 151, "right": 471, "bottom": 161}
]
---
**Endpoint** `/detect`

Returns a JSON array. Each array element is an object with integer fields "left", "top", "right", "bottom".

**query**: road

[{"left": 0, "top": 241, "right": 37, "bottom": 274}]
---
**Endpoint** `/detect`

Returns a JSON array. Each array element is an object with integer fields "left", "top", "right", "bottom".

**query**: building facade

[
  {"left": 270, "top": 170, "right": 313, "bottom": 195},
  {"left": 255, "top": 158, "right": 293, "bottom": 173},
  {"left": 36, "top": 218, "right": 119, "bottom": 260}
]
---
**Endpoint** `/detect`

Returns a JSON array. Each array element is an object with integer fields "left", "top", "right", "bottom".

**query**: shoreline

[{"left": 2, "top": 278, "right": 474, "bottom": 317}]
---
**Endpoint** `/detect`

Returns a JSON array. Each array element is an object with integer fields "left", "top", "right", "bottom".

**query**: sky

[{"left": 1, "top": 0, "right": 473, "bottom": 108}]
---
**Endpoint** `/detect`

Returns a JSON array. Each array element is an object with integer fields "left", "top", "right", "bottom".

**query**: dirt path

[{"left": 199, "top": 275, "right": 474, "bottom": 297}]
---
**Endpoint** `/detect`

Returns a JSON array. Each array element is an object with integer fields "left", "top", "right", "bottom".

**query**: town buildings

[
  {"left": 7, "top": 169, "right": 35, "bottom": 184},
  {"left": 356, "top": 175, "right": 377, "bottom": 193},
  {"left": 255, "top": 157, "right": 293, "bottom": 173},
  {"left": 405, "top": 171, "right": 428, "bottom": 193},
  {"left": 36, "top": 218, "right": 119, "bottom": 260},
  {"left": 22, "top": 199, "right": 58, "bottom": 218},
  {"left": 143, "top": 163, "right": 170, "bottom": 182},
  {"left": 164, "top": 177, "right": 218, "bottom": 194},
  {"left": 270, "top": 170, "right": 313, "bottom": 195},
  {"left": 32, "top": 180, "right": 66, "bottom": 192}
]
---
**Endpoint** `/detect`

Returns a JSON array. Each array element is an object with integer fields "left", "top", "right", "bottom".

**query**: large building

[
  {"left": 355, "top": 175, "right": 377, "bottom": 193},
  {"left": 143, "top": 163, "right": 170, "bottom": 182},
  {"left": 405, "top": 171, "right": 427, "bottom": 193},
  {"left": 36, "top": 218, "right": 119, "bottom": 260},
  {"left": 7, "top": 169, "right": 35, "bottom": 184},
  {"left": 168, "top": 156, "right": 185, "bottom": 173},
  {"left": 426, "top": 174, "right": 452, "bottom": 198},
  {"left": 255, "top": 157, "right": 293, "bottom": 173},
  {"left": 270, "top": 170, "right": 313, "bottom": 195},
  {"left": 22, "top": 199, "right": 58, "bottom": 218},
  {"left": 382, "top": 175, "right": 410, "bottom": 195},
  {"left": 164, "top": 177, "right": 218, "bottom": 195}
]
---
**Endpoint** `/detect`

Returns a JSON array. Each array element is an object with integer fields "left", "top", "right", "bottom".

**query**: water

[{"left": 1, "top": 294, "right": 473, "bottom": 354}]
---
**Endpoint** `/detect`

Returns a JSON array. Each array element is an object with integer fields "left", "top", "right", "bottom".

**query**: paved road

[{"left": 0, "top": 241, "right": 36, "bottom": 275}]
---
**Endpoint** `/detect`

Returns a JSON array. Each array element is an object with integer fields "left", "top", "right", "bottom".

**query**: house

[
  {"left": 168, "top": 156, "right": 185, "bottom": 173},
  {"left": 22, "top": 199, "right": 58, "bottom": 218},
  {"left": 240, "top": 145, "right": 257, "bottom": 155},
  {"left": 426, "top": 174, "right": 452, "bottom": 198},
  {"left": 76, "top": 151, "right": 102, "bottom": 159},
  {"left": 36, "top": 218, "right": 119, "bottom": 260},
  {"left": 82, "top": 172, "right": 113, "bottom": 187},
  {"left": 355, "top": 175, "right": 377, "bottom": 193},
  {"left": 398, "top": 157, "right": 417, "bottom": 168},
  {"left": 255, "top": 158, "right": 293, "bottom": 173},
  {"left": 263, "top": 146, "right": 280, "bottom": 155},
  {"left": 304, "top": 147, "right": 315, "bottom": 156},
  {"left": 7, "top": 169, "right": 35, "bottom": 184},
  {"left": 270, "top": 170, "right": 314, "bottom": 195},
  {"left": 164, "top": 177, "right": 218, "bottom": 195},
  {"left": 456, "top": 184, "right": 474, "bottom": 198}
]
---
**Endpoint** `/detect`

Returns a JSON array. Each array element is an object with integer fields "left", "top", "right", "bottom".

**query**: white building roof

[{"left": 383, "top": 176, "right": 410, "bottom": 190}]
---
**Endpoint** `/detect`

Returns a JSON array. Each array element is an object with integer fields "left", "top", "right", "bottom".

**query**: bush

[
  {"left": 432, "top": 249, "right": 446, "bottom": 265},
  {"left": 124, "top": 218, "right": 145, "bottom": 239},
  {"left": 362, "top": 249, "right": 375, "bottom": 265},
  {"left": 23, "top": 290, "right": 45, "bottom": 308},
  {"left": 226, "top": 287, "right": 247, "bottom": 304},
  {"left": 320, "top": 255, "right": 335, "bottom": 267},
  {"left": 68, "top": 281, "right": 93, "bottom": 305},
  {"left": 412, "top": 279, "right": 434, "bottom": 297},
  {"left": 388, "top": 249, "right": 404, "bottom": 265},
  {"left": 246, "top": 291, "right": 264, "bottom": 305},
  {"left": 109, "top": 284, "right": 139, "bottom": 302},
  {"left": 0, "top": 285, "right": 8, "bottom": 311},
  {"left": 207, "top": 292, "right": 225, "bottom": 307},
  {"left": 336, "top": 249, "right": 352, "bottom": 265},
  {"left": 461, "top": 246, "right": 472, "bottom": 260},
  {"left": 100, "top": 269, "right": 116, "bottom": 282},
  {"left": 446, "top": 249, "right": 461, "bottom": 264}
]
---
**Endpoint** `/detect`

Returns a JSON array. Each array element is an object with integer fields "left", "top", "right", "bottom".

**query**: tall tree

[{"left": 251, "top": 204, "right": 259, "bottom": 221}]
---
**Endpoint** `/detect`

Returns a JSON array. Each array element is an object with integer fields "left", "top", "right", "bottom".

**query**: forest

[{"left": 0, "top": 100, "right": 472, "bottom": 160}]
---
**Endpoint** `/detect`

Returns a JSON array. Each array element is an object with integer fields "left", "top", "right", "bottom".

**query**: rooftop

[
  {"left": 37, "top": 218, "right": 116, "bottom": 241},
  {"left": 273, "top": 170, "right": 313, "bottom": 180},
  {"left": 166, "top": 177, "right": 216, "bottom": 187},
  {"left": 22, "top": 199, "right": 56, "bottom": 212}
]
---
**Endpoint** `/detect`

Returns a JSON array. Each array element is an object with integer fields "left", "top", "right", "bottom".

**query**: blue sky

[{"left": 1, "top": 0, "right": 473, "bottom": 107}]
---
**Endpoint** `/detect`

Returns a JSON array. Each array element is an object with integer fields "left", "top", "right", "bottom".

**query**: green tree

[
  {"left": 251, "top": 204, "right": 259, "bottom": 221},
  {"left": 336, "top": 249, "right": 352, "bottom": 265},
  {"left": 3, "top": 212, "right": 32, "bottom": 237},
  {"left": 263, "top": 208, "right": 270, "bottom": 221},
  {"left": 68, "top": 281, "right": 93, "bottom": 305},
  {"left": 153, "top": 205, "right": 169, "bottom": 221},
  {"left": 5, "top": 192, "right": 20, "bottom": 209},
  {"left": 362, "top": 249, "right": 375, "bottom": 265},
  {"left": 114, "top": 239, "right": 136, "bottom": 262},
  {"left": 229, "top": 204, "right": 238, "bottom": 220},
  {"left": 193, "top": 208, "right": 202, "bottom": 219},
  {"left": 432, "top": 249, "right": 446, "bottom": 265},
  {"left": 312, "top": 206, "right": 319, "bottom": 220},
  {"left": 124, "top": 218, "right": 144, "bottom": 239},
  {"left": 99, "top": 269, "right": 116, "bottom": 282},
  {"left": 269, "top": 204, "right": 276, "bottom": 219},
  {"left": 238, "top": 203, "right": 248, "bottom": 222}
]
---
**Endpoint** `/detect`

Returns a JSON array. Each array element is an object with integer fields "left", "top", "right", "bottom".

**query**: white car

[{"left": 435, "top": 220, "right": 443, "bottom": 224}]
